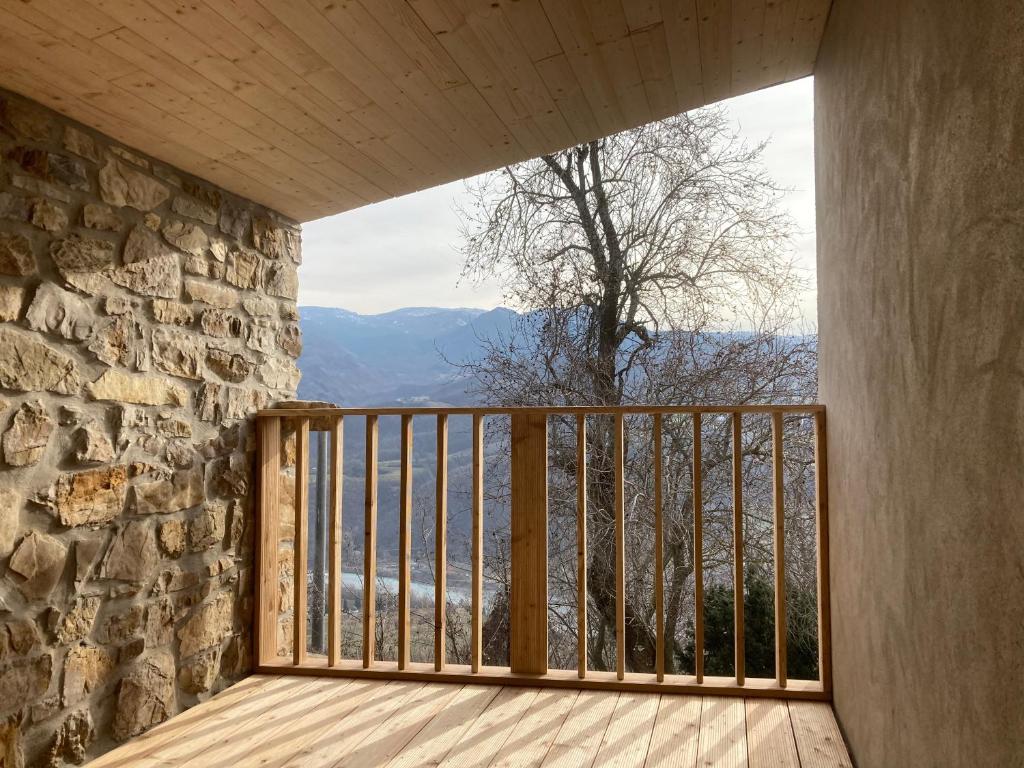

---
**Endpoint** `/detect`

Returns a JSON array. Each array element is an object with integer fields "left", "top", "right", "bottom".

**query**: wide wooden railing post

[
  {"left": 293, "top": 417, "right": 309, "bottom": 666},
  {"left": 509, "top": 412, "right": 548, "bottom": 675},
  {"left": 256, "top": 415, "right": 281, "bottom": 666},
  {"left": 653, "top": 414, "right": 664, "bottom": 682}
]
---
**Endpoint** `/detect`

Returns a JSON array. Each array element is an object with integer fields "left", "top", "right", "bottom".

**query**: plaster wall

[
  {"left": 815, "top": 1, "right": 1024, "bottom": 765},
  {"left": 0, "top": 87, "right": 301, "bottom": 766}
]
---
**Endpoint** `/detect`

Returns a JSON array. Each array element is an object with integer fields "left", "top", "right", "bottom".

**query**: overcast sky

[{"left": 299, "top": 77, "right": 816, "bottom": 325}]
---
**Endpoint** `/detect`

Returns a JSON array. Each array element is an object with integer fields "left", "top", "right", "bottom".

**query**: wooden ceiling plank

[
  {"left": 85, "top": 0, "right": 401, "bottom": 201},
  {"left": 255, "top": 0, "right": 456, "bottom": 181},
  {"left": 142, "top": 0, "right": 393, "bottom": 197},
  {"left": 356, "top": 0, "right": 522, "bottom": 160},
  {"left": 455, "top": 0, "right": 576, "bottom": 153},
  {"left": 540, "top": 0, "right": 627, "bottom": 138},
  {"left": 494, "top": 0, "right": 563, "bottom": 62},
  {"left": 408, "top": 0, "right": 551, "bottom": 158},
  {"left": 0, "top": 60, "right": 319, "bottom": 217},
  {"left": 758, "top": 0, "right": 801, "bottom": 87},
  {"left": 8, "top": 4, "right": 370, "bottom": 206},
  {"left": 659, "top": 0, "right": 703, "bottom": 111},
  {"left": 631, "top": 22, "right": 680, "bottom": 120},
  {"left": 696, "top": 0, "right": 733, "bottom": 103},
  {"left": 533, "top": 52, "right": 603, "bottom": 146},
  {"left": 19, "top": 0, "right": 123, "bottom": 40},
  {"left": 730, "top": 0, "right": 767, "bottom": 95},
  {"left": 95, "top": 26, "right": 398, "bottom": 200},
  {"left": 584, "top": 0, "right": 654, "bottom": 125},
  {"left": 786, "top": 0, "right": 831, "bottom": 80},
  {"left": 311, "top": 0, "right": 489, "bottom": 165},
  {"left": 622, "top": 0, "right": 664, "bottom": 31}
]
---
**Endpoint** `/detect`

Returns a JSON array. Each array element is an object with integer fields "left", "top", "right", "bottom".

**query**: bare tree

[{"left": 458, "top": 107, "right": 818, "bottom": 675}]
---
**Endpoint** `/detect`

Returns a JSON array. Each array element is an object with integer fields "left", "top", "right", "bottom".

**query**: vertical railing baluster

[
  {"left": 693, "top": 413, "right": 704, "bottom": 684},
  {"left": 732, "top": 412, "right": 745, "bottom": 685},
  {"left": 398, "top": 414, "right": 412, "bottom": 670},
  {"left": 435, "top": 414, "right": 448, "bottom": 671},
  {"left": 654, "top": 413, "right": 664, "bottom": 683},
  {"left": 257, "top": 415, "right": 281, "bottom": 666},
  {"left": 362, "top": 415, "right": 378, "bottom": 668},
  {"left": 772, "top": 411, "right": 787, "bottom": 687},
  {"left": 294, "top": 417, "right": 310, "bottom": 666},
  {"left": 576, "top": 414, "right": 587, "bottom": 680},
  {"left": 328, "top": 416, "right": 343, "bottom": 667},
  {"left": 471, "top": 413, "right": 484, "bottom": 673},
  {"left": 815, "top": 410, "right": 832, "bottom": 693},
  {"left": 614, "top": 412, "right": 625, "bottom": 681}
]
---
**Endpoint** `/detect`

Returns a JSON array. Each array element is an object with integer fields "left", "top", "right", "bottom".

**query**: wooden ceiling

[{"left": 0, "top": 0, "right": 833, "bottom": 222}]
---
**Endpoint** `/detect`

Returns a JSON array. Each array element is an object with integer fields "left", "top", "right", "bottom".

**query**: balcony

[{"left": 91, "top": 403, "right": 851, "bottom": 766}]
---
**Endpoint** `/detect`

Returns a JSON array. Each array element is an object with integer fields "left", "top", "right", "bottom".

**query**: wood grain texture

[
  {"left": 614, "top": 412, "right": 626, "bottom": 681},
  {"left": 814, "top": 411, "right": 832, "bottom": 693},
  {"left": 653, "top": 414, "right": 664, "bottom": 682},
  {"left": 472, "top": 412, "right": 484, "bottom": 673},
  {"left": 746, "top": 698, "right": 800, "bottom": 767},
  {"left": 693, "top": 412, "right": 704, "bottom": 683},
  {"left": 510, "top": 413, "right": 549, "bottom": 675},
  {"left": 257, "top": 416, "right": 281, "bottom": 665},
  {"left": 435, "top": 413, "right": 448, "bottom": 671},
  {"left": 94, "top": 676, "right": 853, "bottom": 768},
  {"left": 328, "top": 416, "right": 343, "bottom": 667},
  {"left": 576, "top": 414, "right": 587, "bottom": 679},
  {"left": 293, "top": 417, "right": 310, "bottom": 666},
  {"left": 363, "top": 414, "right": 378, "bottom": 668},
  {"left": 732, "top": 412, "right": 745, "bottom": 686},
  {"left": 0, "top": 1, "right": 829, "bottom": 221},
  {"left": 771, "top": 411, "right": 787, "bottom": 687},
  {"left": 398, "top": 413, "right": 413, "bottom": 670}
]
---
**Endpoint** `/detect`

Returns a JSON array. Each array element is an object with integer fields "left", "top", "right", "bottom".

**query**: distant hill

[{"left": 297, "top": 305, "right": 519, "bottom": 407}]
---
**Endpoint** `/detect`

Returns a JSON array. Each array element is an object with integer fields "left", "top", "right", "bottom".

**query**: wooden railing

[{"left": 254, "top": 405, "right": 831, "bottom": 701}]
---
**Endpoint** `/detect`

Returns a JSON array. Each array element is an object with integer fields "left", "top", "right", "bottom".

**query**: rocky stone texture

[{"left": 0, "top": 87, "right": 301, "bottom": 766}]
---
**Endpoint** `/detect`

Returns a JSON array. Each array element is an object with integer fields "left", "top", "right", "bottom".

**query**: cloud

[{"left": 299, "top": 77, "right": 816, "bottom": 326}]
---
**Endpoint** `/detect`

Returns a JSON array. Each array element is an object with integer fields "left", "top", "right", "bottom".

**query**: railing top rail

[{"left": 256, "top": 403, "right": 825, "bottom": 418}]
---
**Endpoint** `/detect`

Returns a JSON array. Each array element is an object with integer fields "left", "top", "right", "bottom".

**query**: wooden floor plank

[
  {"left": 645, "top": 695, "right": 702, "bottom": 768},
  {"left": 438, "top": 687, "right": 539, "bottom": 768},
  {"left": 278, "top": 681, "right": 425, "bottom": 768},
  {"left": 386, "top": 685, "right": 501, "bottom": 768},
  {"left": 591, "top": 691, "right": 661, "bottom": 767},
  {"left": 745, "top": 699, "right": 800, "bottom": 768},
  {"left": 491, "top": 688, "right": 579, "bottom": 768},
  {"left": 696, "top": 697, "right": 748, "bottom": 767},
  {"left": 788, "top": 702, "right": 853, "bottom": 768},
  {"left": 84, "top": 675, "right": 281, "bottom": 768},
  {"left": 89, "top": 676, "right": 855, "bottom": 768},
  {"left": 142, "top": 676, "right": 319, "bottom": 767},
  {"left": 250, "top": 679, "right": 384, "bottom": 768},
  {"left": 539, "top": 689, "right": 618, "bottom": 768},
  {"left": 177, "top": 677, "right": 356, "bottom": 766},
  {"left": 333, "top": 683, "right": 464, "bottom": 768}
]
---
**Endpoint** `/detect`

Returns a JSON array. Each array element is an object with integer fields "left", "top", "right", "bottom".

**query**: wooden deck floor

[{"left": 87, "top": 675, "right": 852, "bottom": 767}]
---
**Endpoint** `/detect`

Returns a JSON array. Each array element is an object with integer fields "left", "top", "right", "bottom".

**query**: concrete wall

[
  {"left": 0, "top": 87, "right": 301, "bottom": 767},
  {"left": 815, "top": 1, "right": 1024, "bottom": 765}
]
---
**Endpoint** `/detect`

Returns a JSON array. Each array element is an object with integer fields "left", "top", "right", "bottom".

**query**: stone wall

[
  {"left": 0, "top": 87, "right": 301, "bottom": 767},
  {"left": 816, "top": 1, "right": 1024, "bottom": 765}
]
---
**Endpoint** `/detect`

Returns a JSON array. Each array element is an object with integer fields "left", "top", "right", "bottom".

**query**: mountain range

[{"left": 297, "top": 305, "right": 519, "bottom": 407}]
